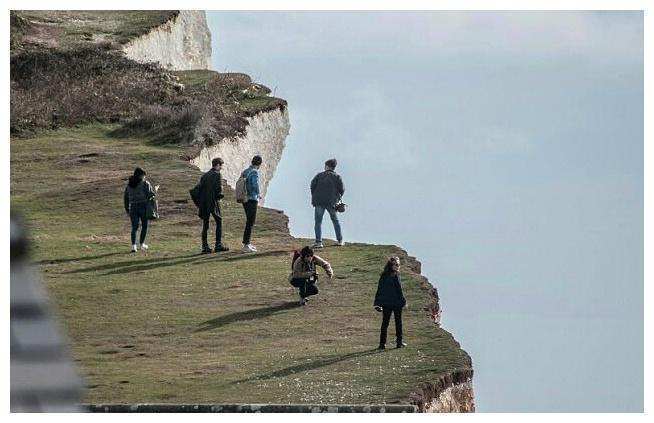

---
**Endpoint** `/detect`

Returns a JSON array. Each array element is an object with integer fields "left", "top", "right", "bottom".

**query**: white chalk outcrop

[
  {"left": 424, "top": 381, "right": 475, "bottom": 413},
  {"left": 190, "top": 107, "right": 291, "bottom": 202},
  {"left": 123, "top": 11, "right": 211, "bottom": 70}
]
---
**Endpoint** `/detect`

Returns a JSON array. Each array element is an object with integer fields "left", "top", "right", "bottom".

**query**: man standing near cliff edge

[
  {"left": 310, "top": 158, "right": 345, "bottom": 248},
  {"left": 197, "top": 157, "right": 229, "bottom": 254},
  {"left": 240, "top": 155, "right": 262, "bottom": 253}
]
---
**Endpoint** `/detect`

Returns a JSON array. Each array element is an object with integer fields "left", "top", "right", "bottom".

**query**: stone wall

[
  {"left": 123, "top": 10, "right": 211, "bottom": 70},
  {"left": 190, "top": 107, "right": 291, "bottom": 203}
]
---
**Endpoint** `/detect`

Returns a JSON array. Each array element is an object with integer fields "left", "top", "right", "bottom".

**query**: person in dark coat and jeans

[
  {"left": 374, "top": 256, "right": 407, "bottom": 349},
  {"left": 310, "top": 158, "right": 345, "bottom": 248},
  {"left": 124, "top": 167, "right": 157, "bottom": 253},
  {"left": 198, "top": 157, "right": 229, "bottom": 254},
  {"left": 241, "top": 155, "right": 262, "bottom": 253}
]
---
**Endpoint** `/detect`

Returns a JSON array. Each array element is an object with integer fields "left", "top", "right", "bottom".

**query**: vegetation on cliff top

[
  {"left": 10, "top": 12, "right": 286, "bottom": 148},
  {"left": 10, "top": 124, "right": 472, "bottom": 405},
  {"left": 11, "top": 10, "right": 179, "bottom": 52}
]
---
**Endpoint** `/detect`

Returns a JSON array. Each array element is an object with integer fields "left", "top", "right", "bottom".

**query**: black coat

[
  {"left": 197, "top": 168, "right": 223, "bottom": 218},
  {"left": 374, "top": 272, "right": 406, "bottom": 309},
  {"left": 310, "top": 170, "right": 344, "bottom": 208}
]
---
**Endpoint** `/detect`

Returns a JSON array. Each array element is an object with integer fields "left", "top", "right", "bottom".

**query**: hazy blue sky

[{"left": 207, "top": 11, "right": 643, "bottom": 411}]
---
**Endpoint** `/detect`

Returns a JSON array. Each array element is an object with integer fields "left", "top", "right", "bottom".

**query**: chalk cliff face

[
  {"left": 123, "top": 11, "right": 211, "bottom": 70},
  {"left": 190, "top": 107, "right": 291, "bottom": 203}
]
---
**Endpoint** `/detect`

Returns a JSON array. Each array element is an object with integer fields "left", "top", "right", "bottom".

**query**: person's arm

[
  {"left": 144, "top": 181, "right": 156, "bottom": 199},
  {"left": 310, "top": 174, "right": 318, "bottom": 194},
  {"left": 214, "top": 173, "right": 223, "bottom": 200},
  {"left": 396, "top": 275, "right": 406, "bottom": 307},
  {"left": 123, "top": 186, "right": 129, "bottom": 213},
  {"left": 374, "top": 276, "right": 383, "bottom": 308},
  {"left": 336, "top": 175, "right": 345, "bottom": 197},
  {"left": 313, "top": 255, "right": 333, "bottom": 278}
]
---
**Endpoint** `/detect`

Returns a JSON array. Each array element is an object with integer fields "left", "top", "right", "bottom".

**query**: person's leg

[
  {"left": 314, "top": 206, "right": 325, "bottom": 243},
  {"left": 327, "top": 206, "right": 343, "bottom": 242},
  {"left": 201, "top": 215, "right": 210, "bottom": 250},
  {"left": 242, "top": 200, "right": 257, "bottom": 245},
  {"left": 379, "top": 308, "right": 392, "bottom": 347},
  {"left": 213, "top": 209, "right": 223, "bottom": 248},
  {"left": 129, "top": 208, "right": 139, "bottom": 246},
  {"left": 298, "top": 279, "right": 308, "bottom": 299},
  {"left": 139, "top": 204, "right": 148, "bottom": 245},
  {"left": 394, "top": 308, "right": 404, "bottom": 346}
]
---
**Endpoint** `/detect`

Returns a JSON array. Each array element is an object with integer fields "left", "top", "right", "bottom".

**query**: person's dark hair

[
  {"left": 300, "top": 246, "right": 314, "bottom": 258},
  {"left": 251, "top": 155, "right": 263, "bottom": 166},
  {"left": 381, "top": 256, "right": 400, "bottom": 277},
  {"left": 212, "top": 157, "right": 224, "bottom": 168},
  {"left": 325, "top": 158, "right": 337, "bottom": 170},
  {"left": 128, "top": 167, "right": 146, "bottom": 188}
]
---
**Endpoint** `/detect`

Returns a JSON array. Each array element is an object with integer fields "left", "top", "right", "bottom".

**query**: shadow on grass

[
  {"left": 232, "top": 348, "right": 382, "bottom": 383},
  {"left": 35, "top": 251, "right": 125, "bottom": 265},
  {"left": 63, "top": 249, "right": 290, "bottom": 276},
  {"left": 195, "top": 301, "right": 301, "bottom": 332},
  {"left": 64, "top": 253, "right": 203, "bottom": 274}
]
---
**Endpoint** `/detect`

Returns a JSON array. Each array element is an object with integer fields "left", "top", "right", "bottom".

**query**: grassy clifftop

[
  {"left": 10, "top": 125, "right": 472, "bottom": 405},
  {"left": 11, "top": 11, "right": 179, "bottom": 52}
]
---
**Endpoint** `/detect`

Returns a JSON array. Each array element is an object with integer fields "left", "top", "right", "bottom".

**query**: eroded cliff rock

[
  {"left": 190, "top": 107, "right": 291, "bottom": 202},
  {"left": 123, "top": 10, "right": 211, "bottom": 70}
]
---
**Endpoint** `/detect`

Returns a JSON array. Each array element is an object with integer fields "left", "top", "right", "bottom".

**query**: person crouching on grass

[
  {"left": 374, "top": 256, "right": 407, "bottom": 349},
  {"left": 289, "top": 246, "right": 333, "bottom": 305}
]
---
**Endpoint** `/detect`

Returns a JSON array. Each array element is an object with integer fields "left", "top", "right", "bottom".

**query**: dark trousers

[
  {"left": 380, "top": 307, "right": 403, "bottom": 346},
  {"left": 242, "top": 200, "right": 258, "bottom": 244},
  {"left": 201, "top": 208, "right": 222, "bottom": 249},
  {"left": 290, "top": 278, "right": 319, "bottom": 299},
  {"left": 129, "top": 203, "right": 148, "bottom": 245}
]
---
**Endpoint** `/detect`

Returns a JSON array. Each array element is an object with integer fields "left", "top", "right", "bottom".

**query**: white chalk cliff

[{"left": 123, "top": 11, "right": 211, "bottom": 70}]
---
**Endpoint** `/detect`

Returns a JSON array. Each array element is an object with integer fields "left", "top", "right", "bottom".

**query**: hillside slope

[{"left": 10, "top": 125, "right": 472, "bottom": 408}]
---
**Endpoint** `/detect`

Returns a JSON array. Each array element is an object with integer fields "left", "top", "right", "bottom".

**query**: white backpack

[{"left": 234, "top": 170, "right": 250, "bottom": 203}]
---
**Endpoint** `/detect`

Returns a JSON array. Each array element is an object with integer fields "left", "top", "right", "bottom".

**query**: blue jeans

[
  {"left": 129, "top": 202, "right": 148, "bottom": 245},
  {"left": 314, "top": 205, "right": 342, "bottom": 243}
]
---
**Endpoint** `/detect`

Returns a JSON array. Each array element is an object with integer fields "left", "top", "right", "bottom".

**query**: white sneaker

[
  {"left": 242, "top": 244, "right": 256, "bottom": 253},
  {"left": 337, "top": 240, "right": 346, "bottom": 246},
  {"left": 140, "top": 243, "right": 149, "bottom": 251},
  {"left": 250, "top": 244, "right": 258, "bottom": 252},
  {"left": 312, "top": 242, "right": 324, "bottom": 249},
  {"left": 131, "top": 244, "right": 138, "bottom": 253}
]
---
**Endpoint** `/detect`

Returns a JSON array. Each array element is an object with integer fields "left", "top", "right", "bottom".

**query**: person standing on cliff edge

[
  {"left": 195, "top": 157, "right": 229, "bottom": 254},
  {"left": 240, "top": 155, "right": 262, "bottom": 253},
  {"left": 310, "top": 158, "right": 345, "bottom": 248},
  {"left": 374, "top": 256, "right": 407, "bottom": 349}
]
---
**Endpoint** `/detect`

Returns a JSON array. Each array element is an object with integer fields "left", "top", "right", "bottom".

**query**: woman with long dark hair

[
  {"left": 123, "top": 167, "right": 156, "bottom": 252},
  {"left": 374, "top": 256, "right": 407, "bottom": 349}
]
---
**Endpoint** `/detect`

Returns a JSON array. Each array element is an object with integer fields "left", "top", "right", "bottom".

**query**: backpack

[
  {"left": 189, "top": 183, "right": 201, "bottom": 208},
  {"left": 234, "top": 170, "right": 250, "bottom": 204},
  {"left": 291, "top": 250, "right": 301, "bottom": 270}
]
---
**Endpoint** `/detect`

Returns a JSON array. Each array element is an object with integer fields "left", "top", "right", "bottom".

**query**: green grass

[{"left": 10, "top": 124, "right": 471, "bottom": 405}]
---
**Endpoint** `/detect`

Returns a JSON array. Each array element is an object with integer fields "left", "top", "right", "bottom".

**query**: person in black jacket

[
  {"left": 124, "top": 167, "right": 157, "bottom": 253},
  {"left": 374, "top": 256, "right": 407, "bottom": 349},
  {"left": 310, "top": 158, "right": 345, "bottom": 248},
  {"left": 197, "top": 157, "right": 229, "bottom": 254}
]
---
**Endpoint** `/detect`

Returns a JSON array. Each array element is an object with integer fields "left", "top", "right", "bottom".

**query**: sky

[{"left": 207, "top": 11, "right": 643, "bottom": 412}]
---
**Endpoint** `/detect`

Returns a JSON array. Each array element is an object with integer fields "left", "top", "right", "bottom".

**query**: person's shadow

[
  {"left": 194, "top": 301, "right": 301, "bottom": 332},
  {"left": 231, "top": 348, "right": 382, "bottom": 384}
]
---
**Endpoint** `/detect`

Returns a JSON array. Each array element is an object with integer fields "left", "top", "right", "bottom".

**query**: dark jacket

[
  {"left": 310, "top": 170, "right": 344, "bottom": 207},
  {"left": 374, "top": 272, "right": 406, "bottom": 309},
  {"left": 197, "top": 168, "right": 223, "bottom": 218},
  {"left": 124, "top": 179, "right": 155, "bottom": 213}
]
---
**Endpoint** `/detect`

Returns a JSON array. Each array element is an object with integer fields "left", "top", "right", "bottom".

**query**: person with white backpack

[{"left": 235, "top": 155, "right": 262, "bottom": 253}]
